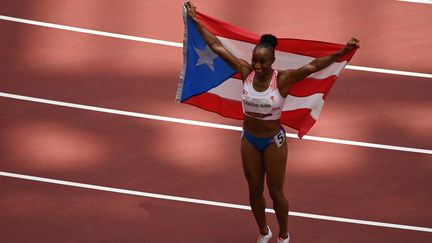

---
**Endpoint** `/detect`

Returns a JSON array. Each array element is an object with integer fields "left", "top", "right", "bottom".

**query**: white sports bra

[{"left": 241, "top": 70, "right": 286, "bottom": 120}]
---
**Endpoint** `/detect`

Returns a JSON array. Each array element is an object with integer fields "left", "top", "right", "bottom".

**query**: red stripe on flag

[
  {"left": 184, "top": 92, "right": 244, "bottom": 120},
  {"left": 277, "top": 39, "right": 356, "bottom": 61},
  {"left": 196, "top": 12, "right": 259, "bottom": 44},
  {"left": 288, "top": 76, "right": 337, "bottom": 98},
  {"left": 227, "top": 75, "right": 337, "bottom": 97},
  {"left": 185, "top": 92, "right": 318, "bottom": 138},
  {"left": 197, "top": 12, "right": 357, "bottom": 61},
  {"left": 279, "top": 109, "right": 317, "bottom": 138},
  {"left": 232, "top": 73, "right": 242, "bottom": 80}
]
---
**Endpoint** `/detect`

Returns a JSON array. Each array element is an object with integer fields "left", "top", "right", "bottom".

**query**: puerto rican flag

[{"left": 176, "top": 7, "right": 357, "bottom": 138}]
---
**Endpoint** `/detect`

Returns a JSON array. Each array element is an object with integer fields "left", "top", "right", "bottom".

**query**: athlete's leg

[
  {"left": 263, "top": 139, "right": 289, "bottom": 239},
  {"left": 241, "top": 136, "right": 268, "bottom": 235}
]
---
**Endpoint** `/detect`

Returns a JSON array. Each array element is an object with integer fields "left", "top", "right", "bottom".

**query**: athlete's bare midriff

[{"left": 243, "top": 115, "right": 282, "bottom": 137}]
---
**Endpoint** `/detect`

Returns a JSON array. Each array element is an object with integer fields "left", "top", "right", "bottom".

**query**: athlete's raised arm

[
  {"left": 278, "top": 38, "right": 360, "bottom": 93},
  {"left": 185, "top": 1, "right": 252, "bottom": 80}
]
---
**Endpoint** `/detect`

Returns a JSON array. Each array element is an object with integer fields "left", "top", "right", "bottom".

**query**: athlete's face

[{"left": 251, "top": 47, "right": 275, "bottom": 76}]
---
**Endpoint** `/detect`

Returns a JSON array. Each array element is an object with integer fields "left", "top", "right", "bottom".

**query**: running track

[{"left": 0, "top": 1, "right": 431, "bottom": 242}]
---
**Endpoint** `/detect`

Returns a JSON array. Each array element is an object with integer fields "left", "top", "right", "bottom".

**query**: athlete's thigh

[
  {"left": 263, "top": 141, "right": 288, "bottom": 189},
  {"left": 241, "top": 136, "right": 265, "bottom": 188}
]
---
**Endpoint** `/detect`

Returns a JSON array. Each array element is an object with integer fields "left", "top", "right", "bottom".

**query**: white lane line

[
  {"left": 397, "top": 0, "right": 432, "bottom": 4},
  {"left": 344, "top": 65, "right": 432, "bottom": 79},
  {"left": 0, "top": 15, "right": 182, "bottom": 48},
  {"left": 1, "top": 91, "right": 431, "bottom": 155},
  {"left": 1, "top": 14, "right": 431, "bottom": 79},
  {"left": 1, "top": 171, "right": 431, "bottom": 233}
]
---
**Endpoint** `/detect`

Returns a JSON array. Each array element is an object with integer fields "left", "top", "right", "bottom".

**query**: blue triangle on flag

[{"left": 179, "top": 16, "right": 237, "bottom": 102}]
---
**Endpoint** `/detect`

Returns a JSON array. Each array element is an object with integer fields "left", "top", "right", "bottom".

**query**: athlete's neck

[{"left": 254, "top": 69, "right": 274, "bottom": 83}]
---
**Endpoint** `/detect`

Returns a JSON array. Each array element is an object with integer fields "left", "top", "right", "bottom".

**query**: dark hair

[
  {"left": 260, "top": 34, "right": 278, "bottom": 48},
  {"left": 255, "top": 34, "right": 278, "bottom": 56}
]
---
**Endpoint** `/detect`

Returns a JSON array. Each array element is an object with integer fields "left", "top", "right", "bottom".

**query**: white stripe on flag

[
  {"left": 208, "top": 78, "right": 243, "bottom": 100},
  {"left": 208, "top": 78, "right": 324, "bottom": 119},
  {"left": 218, "top": 37, "right": 347, "bottom": 79},
  {"left": 283, "top": 93, "right": 324, "bottom": 119}
]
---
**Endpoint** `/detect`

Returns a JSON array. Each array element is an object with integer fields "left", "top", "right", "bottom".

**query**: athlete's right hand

[{"left": 185, "top": 1, "right": 198, "bottom": 20}]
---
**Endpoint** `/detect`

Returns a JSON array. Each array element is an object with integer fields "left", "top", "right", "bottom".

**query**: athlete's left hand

[{"left": 342, "top": 37, "right": 360, "bottom": 53}]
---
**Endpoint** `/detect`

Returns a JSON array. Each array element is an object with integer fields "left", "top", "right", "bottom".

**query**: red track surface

[{"left": 1, "top": 1, "right": 431, "bottom": 242}]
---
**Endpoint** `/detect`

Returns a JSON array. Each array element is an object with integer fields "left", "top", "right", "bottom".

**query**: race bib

[{"left": 273, "top": 129, "right": 286, "bottom": 148}]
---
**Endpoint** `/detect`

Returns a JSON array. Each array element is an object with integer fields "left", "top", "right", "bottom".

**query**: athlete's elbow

[{"left": 208, "top": 41, "right": 223, "bottom": 51}]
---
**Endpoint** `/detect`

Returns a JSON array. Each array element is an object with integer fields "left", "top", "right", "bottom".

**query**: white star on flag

[{"left": 194, "top": 45, "right": 218, "bottom": 71}]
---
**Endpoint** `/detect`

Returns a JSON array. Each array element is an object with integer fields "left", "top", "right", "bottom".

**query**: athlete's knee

[
  {"left": 249, "top": 185, "right": 264, "bottom": 199},
  {"left": 268, "top": 188, "right": 286, "bottom": 202}
]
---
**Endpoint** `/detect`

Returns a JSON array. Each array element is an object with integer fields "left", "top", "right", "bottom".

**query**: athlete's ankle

[
  {"left": 278, "top": 232, "right": 288, "bottom": 239},
  {"left": 259, "top": 225, "right": 269, "bottom": 235}
]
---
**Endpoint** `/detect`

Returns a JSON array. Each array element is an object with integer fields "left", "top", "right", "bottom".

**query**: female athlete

[{"left": 185, "top": 2, "right": 359, "bottom": 242}]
